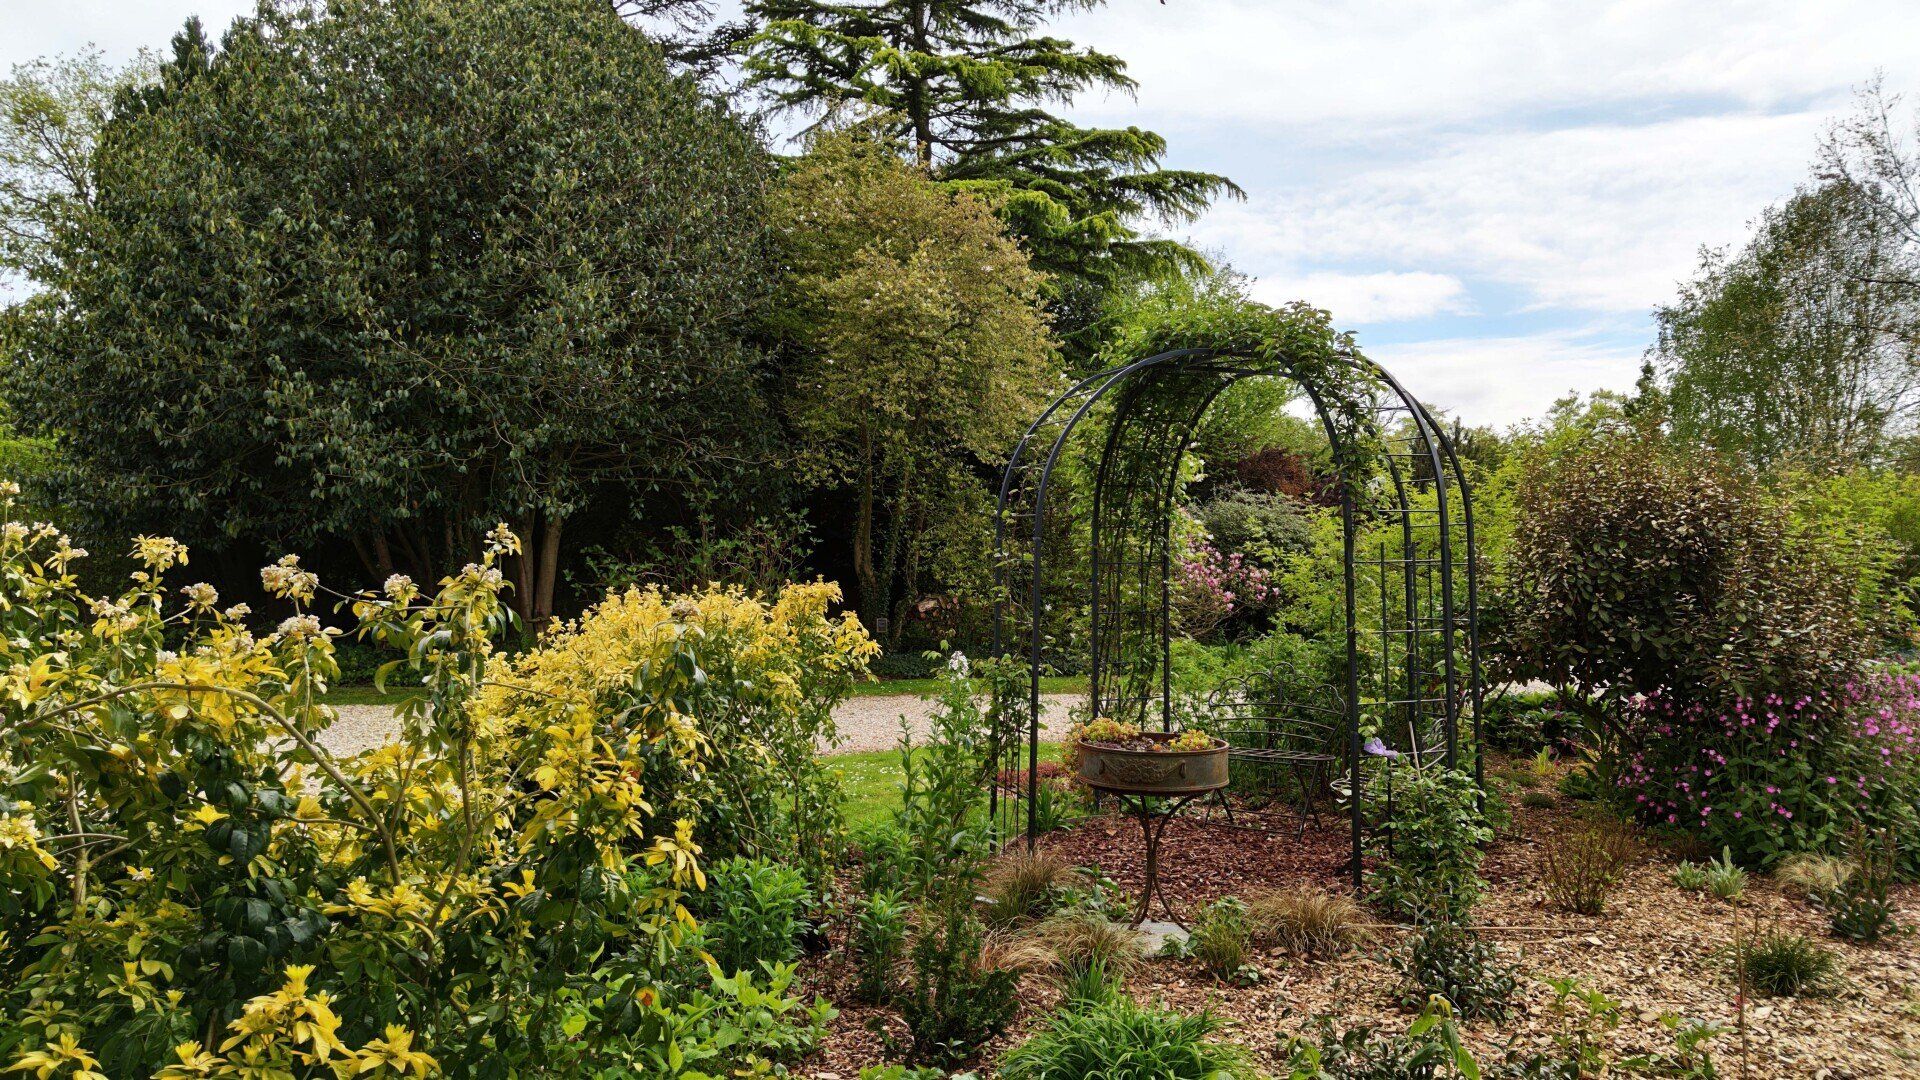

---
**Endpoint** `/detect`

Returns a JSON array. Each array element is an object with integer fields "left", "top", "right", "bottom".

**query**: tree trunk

[
  {"left": 372, "top": 533, "right": 396, "bottom": 578},
  {"left": 532, "top": 515, "right": 564, "bottom": 634},
  {"left": 511, "top": 513, "right": 538, "bottom": 627},
  {"left": 907, "top": 0, "right": 934, "bottom": 167},
  {"left": 853, "top": 434, "right": 882, "bottom": 634}
]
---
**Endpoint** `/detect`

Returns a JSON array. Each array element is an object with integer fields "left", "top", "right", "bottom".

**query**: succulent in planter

[{"left": 1072, "top": 716, "right": 1221, "bottom": 753}]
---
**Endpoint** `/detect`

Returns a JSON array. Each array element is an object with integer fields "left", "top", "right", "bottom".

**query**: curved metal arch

[{"left": 990, "top": 342, "right": 1482, "bottom": 893}]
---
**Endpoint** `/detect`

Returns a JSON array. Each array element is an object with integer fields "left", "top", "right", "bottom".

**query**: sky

[{"left": 9, "top": 0, "right": 1920, "bottom": 426}]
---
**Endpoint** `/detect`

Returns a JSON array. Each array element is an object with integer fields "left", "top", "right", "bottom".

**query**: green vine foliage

[{"left": 1367, "top": 758, "right": 1493, "bottom": 922}]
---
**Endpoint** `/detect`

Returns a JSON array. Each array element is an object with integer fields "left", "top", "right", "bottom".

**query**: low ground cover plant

[
  {"left": 1738, "top": 930, "right": 1840, "bottom": 997},
  {"left": 1026, "top": 910, "right": 1149, "bottom": 980},
  {"left": 1246, "top": 886, "right": 1368, "bottom": 957},
  {"left": 1393, "top": 922, "right": 1520, "bottom": 1023},
  {"left": 1001, "top": 995, "right": 1261, "bottom": 1080},
  {"left": 1820, "top": 828, "right": 1905, "bottom": 942},
  {"left": 984, "top": 850, "right": 1075, "bottom": 925},
  {"left": 1186, "top": 896, "right": 1255, "bottom": 982}
]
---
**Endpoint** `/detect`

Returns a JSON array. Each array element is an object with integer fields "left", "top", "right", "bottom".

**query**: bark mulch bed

[{"left": 799, "top": 780, "right": 1920, "bottom": 1078}]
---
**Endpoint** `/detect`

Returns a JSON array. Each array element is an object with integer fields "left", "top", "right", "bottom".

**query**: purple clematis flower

[{"left": 1363, "top": 737, "right": 1400, "bottom": 758}]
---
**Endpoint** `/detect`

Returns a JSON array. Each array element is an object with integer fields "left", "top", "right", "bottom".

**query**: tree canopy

[
  {"left": 1656, "top": 180, "right": 1920, "bottom": 470},
  {"left": 6, "top": 0, "right": 775, "bottom": 626},
  {"left": 769, "top": 127, "right": 1057, "bottom": 640},
  {"left": 742, "top": 0, "right": 1241, "bottom": 297}
]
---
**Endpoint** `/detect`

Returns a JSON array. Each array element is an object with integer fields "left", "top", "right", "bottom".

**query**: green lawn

[{"left": 829, "top": 741, "right": 1064, "bottom": 825}]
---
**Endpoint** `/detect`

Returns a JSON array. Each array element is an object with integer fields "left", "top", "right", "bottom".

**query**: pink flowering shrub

[
  {"left": 1171, "top": 540, "right": 1275, "bottom": 637},
  {"left": 1613, "top": 675, "right": 1920, "bottom": 869}
]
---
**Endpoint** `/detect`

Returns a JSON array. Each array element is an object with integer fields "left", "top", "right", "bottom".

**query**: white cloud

[
  {"left": 1188, "top": 109, "right": 1824, "bottom": 314},
  {"left": 3, "top": 2, "right": 256, "bottom": 71},
  {"left": 1056, "top": 1, "right": 1920, "bottom": 132},
  {"left": 1366, "top": 329, "right": 1645, "bottom": 427},
  {"left": 1247, "top": 269, "right": 1470, "bottom": 323}
]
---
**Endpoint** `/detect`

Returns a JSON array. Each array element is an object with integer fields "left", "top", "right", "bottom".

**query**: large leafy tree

[
  {"left": 1654, "top": 180, "right": 1920, "bottom": 470},
  {"left": 742, "top": 0, "right": 1241, "bottom": 299},
  {"left": 0, "top": 50, "right": 149, "bottom": 286},
  {"left": 769, "top": 128, "right": 1057, "bottom": 641},
  {"left": 6, "top": 0, "right": 774, "bottom": 627}
]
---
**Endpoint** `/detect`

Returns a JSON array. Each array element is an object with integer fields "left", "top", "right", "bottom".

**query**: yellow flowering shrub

[
  {"left": 0, "top": 481, "right": 857, "bottom": 1075},
  {"left": 476, "top": 580, "right": 878, "bottom": 882}
]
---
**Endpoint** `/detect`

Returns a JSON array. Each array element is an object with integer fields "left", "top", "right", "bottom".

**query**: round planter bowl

[{"left": 1076, "top": 733, "right": 1229, "bottom": 795}]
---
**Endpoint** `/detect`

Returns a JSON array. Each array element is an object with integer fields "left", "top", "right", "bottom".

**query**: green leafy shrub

[
  {"left": 1540, "top": 818, "right": 1636, "bottom": 915},
  {"left": 1557, "top": 767, "right": 1604, "bottom": 802},
  {"left": 1484, "top": 697, "right": 1577, "bottom": 756},
  {"left": 1194, "top": 488, "right": 1314, "bottom": 568},
  {"left": 1368, "top": 759, "right": 1492, "bottom": 921},
  {"left": 1504, "top": 431, "right": 1868, "bottom": 711},
  {"left": 1246, "top": 886, "right": 1368, "bottom": 957},
  {"left": 852, "top": 890, "right": 912, "bottom": 1004},
  {"left": 1738, "top": 931, "right": 1838, "bottom": 997},
  {"left": 1000, "top": 997, "right": 1261, "bottom": 1080},
  {"left": 0, "top": 507, "right": 863, "bottom": 1074},
  {"left": 1188, "top": 897, "right": 1254, "bottom": 982},
  {"left": 894, "top": 654, "right": 1000, "bottom": 902},
  {"left": 851, "top": 819, "right": 917, "bottom": 895},
  {"left": 1393, "top": 922, "right": 1519, "bottom": 1023},
  {"left": 694, "top": 857, "right": 813, "bottom": 975},
  {"left": 872, "top": 651, "right": 945, "bottom": 681},
  {"left": 898, "top": 903, "right": 1022, "bottom": 1067},
  {"left": 636, "top": 962, "right": 838, "bottom": 1076}
]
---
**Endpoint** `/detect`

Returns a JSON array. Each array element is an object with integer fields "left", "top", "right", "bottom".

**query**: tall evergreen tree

[{"left": 742, "top": 0, "right": 1240, "bottom": 297}]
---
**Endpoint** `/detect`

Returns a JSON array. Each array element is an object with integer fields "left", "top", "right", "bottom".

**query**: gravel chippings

[
  {"left": 315, "top": 693, "right": 1087, "bottom": 758},
  {"left": 827, "top": 692, "right": 1084, "bottom": 753},
  {"left": 322, "top": 705, "right": 412, "bottom": 758}
]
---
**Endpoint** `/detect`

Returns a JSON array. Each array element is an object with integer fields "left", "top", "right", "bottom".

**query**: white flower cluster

[
  {"left": 382, "top": 573, "right": 415, "bottom": 601},
  {"left": 459, "top": 563, "right": 505, "bottom": 588},
  {"left": 275, "top": 614, "right": 326, "bottom": 641},
  {"left": 0, "top": 812, "right": 43, "bottom": 850},
  {"left": 180, "top": 582, "right": 220, "bottom": 610},
  {"left": 261, "top": 554, "right": 319, "bottom": 603}
]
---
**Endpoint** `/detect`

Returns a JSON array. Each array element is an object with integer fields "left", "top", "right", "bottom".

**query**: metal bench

[{"left": 1204, "top": 669, "right": 1346, "bottom": 833}]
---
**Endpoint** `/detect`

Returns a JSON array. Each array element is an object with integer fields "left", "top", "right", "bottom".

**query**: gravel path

[{"left": 318, "top": 693, "right": 1086, "bottom": 758}]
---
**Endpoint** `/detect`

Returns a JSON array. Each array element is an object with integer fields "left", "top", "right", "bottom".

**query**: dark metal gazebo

[{"left": 988, "top": 331, "right": 1482, "bottom": 890}]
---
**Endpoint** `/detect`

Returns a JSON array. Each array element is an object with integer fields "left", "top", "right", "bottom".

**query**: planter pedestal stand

[
  {"left": 1112, "top": 790, "right": 1208, "bottom": 930},
  {"left": 1075, "top": 734, "right": 1231, "bottom": 930}
]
